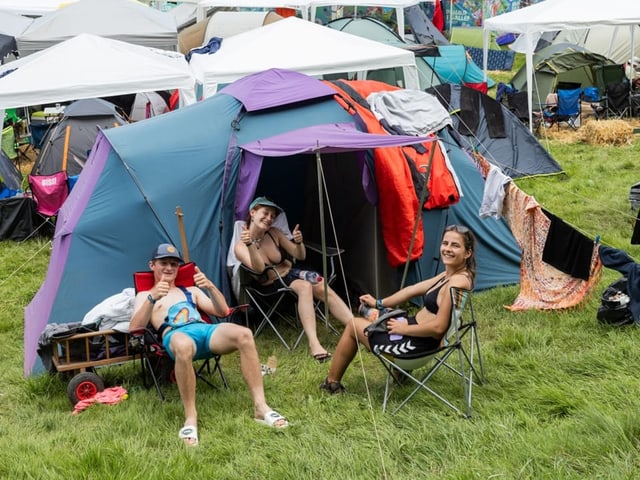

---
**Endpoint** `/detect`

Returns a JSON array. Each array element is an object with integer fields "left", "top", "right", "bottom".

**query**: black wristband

[{"left": 147, "top": 294, "right": 156, "bottom": 305}]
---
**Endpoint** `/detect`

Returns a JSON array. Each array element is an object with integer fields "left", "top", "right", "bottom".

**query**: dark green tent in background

[{"left": 510, "top": 42, "right": 615, "bottom": 107}]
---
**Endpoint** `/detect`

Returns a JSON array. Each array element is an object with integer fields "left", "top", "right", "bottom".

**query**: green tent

[{"left": 510, "top": 43, "right": 614, "bottom": 107}]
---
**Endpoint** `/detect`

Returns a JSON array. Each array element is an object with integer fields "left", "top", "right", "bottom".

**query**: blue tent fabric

[
  {"left": 24, "top": 69, "right": 522, "bottom": 375},
  {"left": 422, "top": 45, "right": 496, "bottom": 88},
  {"left": 412, "top": 129, "right": 521, "bottom": 291}
]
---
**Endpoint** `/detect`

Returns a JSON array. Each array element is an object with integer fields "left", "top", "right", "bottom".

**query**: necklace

[{"left": 251, "top": 234, "right": 266, "bottom": 249}]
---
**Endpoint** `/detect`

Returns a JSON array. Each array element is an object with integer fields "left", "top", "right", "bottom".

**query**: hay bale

[{"left": 579, "top": 119, "right": 633, "bottom": 146}]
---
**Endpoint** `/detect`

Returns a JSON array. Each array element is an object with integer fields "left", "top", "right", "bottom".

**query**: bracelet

[
  {"left": 147, "top": 294, "right": 156, "bottom": 305},
  {"left": 376, "top": 298, "right": 383, "bottom": 309}
]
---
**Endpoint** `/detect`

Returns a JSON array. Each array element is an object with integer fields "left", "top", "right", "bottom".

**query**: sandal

[
  {"left": 312, "top": 352, "right": 332, "bottom": 363},
  {"left": 391, "top": 368, "right": 411, "bottom": 385},
  {"left": 319, "top": 377, "right": 345, "bottom": 394}
]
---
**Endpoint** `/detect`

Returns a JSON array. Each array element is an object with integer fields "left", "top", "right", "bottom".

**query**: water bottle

[{"left": 290, "top": 268, "right": 323, "bottom": 285}]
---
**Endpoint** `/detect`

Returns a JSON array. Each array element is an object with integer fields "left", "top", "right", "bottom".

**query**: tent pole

[
  {"left": 316, "top": 151, "right": 330, "bottom": 322},
  {"left": 400, "top": 137, "right": 437, "bottom": 290}
]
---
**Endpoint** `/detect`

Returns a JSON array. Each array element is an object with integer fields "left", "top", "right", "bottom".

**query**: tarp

[
  {"left": 187, "top": 16, "right": 419, "bottom": 96},
  {"left": 0, "top": 33, "right": 196, "bottom": 109},
  {"left": 24, "top": 68, "right": 521, "bottom": 376},
  {"left": 16, "top": 0, "right": 178, "bottom": 56},
  {"left": 484, "top": 0, "right": 640, "bottom": 127}
]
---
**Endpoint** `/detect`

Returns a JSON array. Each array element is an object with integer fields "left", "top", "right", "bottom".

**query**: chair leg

[
  {"left": 139, "top": 349, "right": 165, "bottom": 401},
  {"left": 195, "top": 356, "right": 228, "bottom": 390}
]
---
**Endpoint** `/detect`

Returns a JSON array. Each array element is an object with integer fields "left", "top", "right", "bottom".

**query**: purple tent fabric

[
  {"left": 220, "top": 68, "right": 336, "bottom": 112},
  {"left": 24, "top": 132, "right": 112, "bottom": 376},
  {"left": 241, "top": 122, "right": 434, "bottom": 155},
  {"left": 234, "top": 122, "right": 435, "bottom": 220}
]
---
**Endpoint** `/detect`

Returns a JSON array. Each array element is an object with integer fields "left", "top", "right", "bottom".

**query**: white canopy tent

[
  {"left": 484, "top": 0, "right": 640, "bottom": 129},
  {"left": 0, "top": 33, "right": 196, "bottom": 109},
  {"left": 0, "top": 0, "right": 78, "bottom": 16},
  {"left": 188, "top": 16, "right": 419, "bottom": 97},
  {"left": 16, "top": 0, "right": 178, "bottom": 56},
  {"left": 0, "top": 10, "right": 33, "bottom": 37},
  {"left": 190, "top": 0, "right": 419, "bottom": 39},
  {"left": 549, "top": 26, "right": 640, "bottom": 66}
]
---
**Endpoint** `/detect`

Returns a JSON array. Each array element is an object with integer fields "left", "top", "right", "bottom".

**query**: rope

[
  {"left": 0, "top": 239, "right": 51, "bottom": 287},
  {"left": 315, "top": 154, "right": 388, "bottom": 478}
]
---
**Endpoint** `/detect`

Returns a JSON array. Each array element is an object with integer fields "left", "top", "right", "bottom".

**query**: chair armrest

[
  {"left": 227, "top": 304, "right": 250, "bottom": 316},
  {"left": 304, "top": 241, "right": 345, "bottom": 257},
  {"left": 238, "top": 263, "right": 289, "bottom": 290}
]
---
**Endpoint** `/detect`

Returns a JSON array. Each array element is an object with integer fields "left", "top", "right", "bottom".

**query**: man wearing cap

[{"left": 131, "top": 243, "right": 288, "bottom": 446}]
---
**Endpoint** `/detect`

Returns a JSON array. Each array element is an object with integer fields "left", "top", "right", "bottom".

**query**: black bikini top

[{"left": 423, "top": 276, "right": 449, "bottom": 315}]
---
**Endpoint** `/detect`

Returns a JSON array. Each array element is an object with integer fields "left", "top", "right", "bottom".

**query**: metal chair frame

[{"left": 373, "top": 287, "right": 485, "bottom": 417}]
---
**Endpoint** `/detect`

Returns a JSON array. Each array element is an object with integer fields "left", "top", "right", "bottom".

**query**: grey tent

[
  {"left": 31, "top": 98, "right": 128, "bottom": 177},
  {"left": 16, "top": 0, "right": 178, "bottom": 56},
  {"left": 0, "top": 150, "right": 21, "bottom": 190},
  {"left": 427, "top": 83, "right": 564, "bottom": 178}
]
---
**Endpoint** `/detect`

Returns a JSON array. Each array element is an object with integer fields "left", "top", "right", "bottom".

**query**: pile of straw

[{"left": 578, "top": 119, "right": 634, "bottom": 146}]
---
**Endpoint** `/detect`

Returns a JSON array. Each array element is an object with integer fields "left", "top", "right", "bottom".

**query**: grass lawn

[{"left": 2, "top": 56, "right": 640, "bottom": 478}]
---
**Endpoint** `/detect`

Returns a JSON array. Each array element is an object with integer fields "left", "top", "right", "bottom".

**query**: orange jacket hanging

[{"left": 325, "top": 79, "right": 460, "bottom": 267}]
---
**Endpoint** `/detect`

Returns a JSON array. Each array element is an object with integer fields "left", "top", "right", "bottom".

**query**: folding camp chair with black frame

[
  {"left": 544, "top": 87, "right": 582, "bottom": 129},
  {"left": 238, "top": 263, "right": 305, "bottom": 350},
  {"left": 373, "top": 287, "right": 485, "bottom": 417},
  {"left": 228, "top": 214, "right": 344, "bottom": 350}
]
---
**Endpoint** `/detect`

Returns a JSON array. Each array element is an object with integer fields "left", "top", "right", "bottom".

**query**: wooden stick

[
  {"left": 61, "top": 124, "right": 71, "bottom": 172},
  {"left": 175, "top": 206, "right": 190, "bottom": 263}
]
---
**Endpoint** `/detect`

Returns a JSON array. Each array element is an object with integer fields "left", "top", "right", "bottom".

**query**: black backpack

[{"left": 597, "top": 277, "right": 634, "bottom": 326}]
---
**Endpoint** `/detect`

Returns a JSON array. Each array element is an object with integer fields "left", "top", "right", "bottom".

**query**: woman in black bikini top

[
  {"left": 422, "top": 276, "right": 449, "bottom": 315},
  {"left": 321, "top": 224, "right": 477, "bottom": 394}
]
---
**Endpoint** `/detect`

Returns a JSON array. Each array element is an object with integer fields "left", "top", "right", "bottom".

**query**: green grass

[{"left": 2, "top": 139, "right": 640, "bottom": 478}]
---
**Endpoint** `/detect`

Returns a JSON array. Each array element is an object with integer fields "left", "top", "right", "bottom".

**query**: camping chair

[
  {"left": 596, "top": 81, "right": 631, "bottom": 119},
  {"left": 226, "top": 218, "right": 343, "bottom": 350},
  {"left": 132, "top": 262, "right": 245, "bottom": 400},
  {"left": 372, "top": 287, "right": 485, "bottom": 417},
  {"left": 544, "top": 87, "right": 582, "bottom": 129},
  {"left": 24, "top": 171, "right": 69, "bottom": 239}
]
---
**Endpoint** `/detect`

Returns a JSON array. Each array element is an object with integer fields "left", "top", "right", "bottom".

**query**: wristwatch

[{"left": 147, "top": 294, "right": 156, "bottom": 305}]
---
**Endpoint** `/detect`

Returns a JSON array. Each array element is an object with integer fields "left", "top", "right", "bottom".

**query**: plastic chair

[
  {"left": 132, "top": 262, "right": 246, "bottom": 399},
  {"left": 226, "top": 217, "right": 343, "bottom": 350},
  {"left": 372, "top": 287, "right": 485, "bottom": 417}
]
